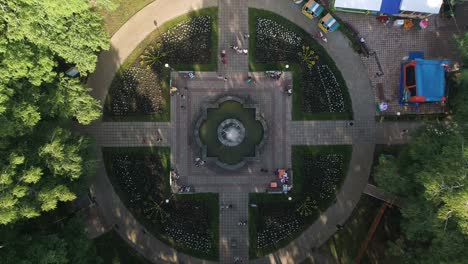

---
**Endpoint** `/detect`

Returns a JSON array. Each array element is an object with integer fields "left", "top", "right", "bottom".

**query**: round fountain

[
  {"left": 217, "top": 119, "right": 246, "bottom": 147},
  {"left": 194, "top": 96, "right": 268, "bottom": 170}
]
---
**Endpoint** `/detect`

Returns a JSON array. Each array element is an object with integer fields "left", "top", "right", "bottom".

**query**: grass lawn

[
  {"left": 313, "top": 195, "right": 402, "bottom": 264},
  {"left": 249, "top": 145, "right": 352, "bottom": 258},
  {"left": 98, "top": 0, "right": 155, "bottom": 37},
  {"left": 248, "top": 8, "right": 352, "bottom": 121},
  {"left": 102, "top": 147, "right": 219, "bottom": 260},
  {"left": 95, "top": 230, "right": 151, "bottom": 264}
]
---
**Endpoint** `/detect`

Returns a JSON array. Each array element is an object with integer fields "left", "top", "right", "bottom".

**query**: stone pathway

[
  {"left": 218, "top": 0, "right": 249, "bottom": 76},
  {"left": 80, "top": 0, "right": 428, "bottom": 263},
  {"left": 219, "top": 192, "right": 249, "bottom": 263}
]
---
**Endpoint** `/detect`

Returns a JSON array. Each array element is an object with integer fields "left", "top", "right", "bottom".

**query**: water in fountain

[
  {"left": 217, "top": 119, "right": 245, "bottom": 147},
  {"left": 225, "top": 127, "right": 240, "bottom": 142}
]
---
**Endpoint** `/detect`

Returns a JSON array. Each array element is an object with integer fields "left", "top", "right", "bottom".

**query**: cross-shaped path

[{"left": 80, "top": 0, "right": 426, "bottom": 263}]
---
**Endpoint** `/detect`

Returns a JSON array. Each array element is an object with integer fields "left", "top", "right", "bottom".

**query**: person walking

[{"left": 400, "top": 129, "right": 409, "bottom": 137}]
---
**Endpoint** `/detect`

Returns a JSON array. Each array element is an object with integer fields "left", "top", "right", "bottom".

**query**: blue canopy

[
  {"left": 380, "top": 0, "right": 401, "bottom": 15},
  {"left": 414, "top": 58, "right": 448, "bottom": 102}
]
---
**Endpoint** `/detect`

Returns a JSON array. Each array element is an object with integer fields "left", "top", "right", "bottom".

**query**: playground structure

[{"left": 399, "top": 52, "right": 451, "bottom": 105}]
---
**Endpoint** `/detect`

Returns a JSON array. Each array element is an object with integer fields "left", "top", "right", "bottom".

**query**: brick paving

[
  {"left": 324, "top": 0, "right": 460, "bottom": 115},
  {"left": 171, "top": 71, "right": 292, "bottom": 263},
  {"left": 218, "top": 0, "right": 249, "bottom": 75},
  {"left": 79, "top": 0, "right": 432, "bottom": 263}
]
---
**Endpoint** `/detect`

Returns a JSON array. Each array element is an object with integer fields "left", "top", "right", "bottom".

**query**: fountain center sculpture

[{"left": 217, "top": 119, "right": 246, "bottom": 147}]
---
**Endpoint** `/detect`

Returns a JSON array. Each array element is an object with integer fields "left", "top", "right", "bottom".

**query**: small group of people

[
  {"left": 220, "top": 204, "right": 233, "bottom": 210},
  {"left": 237, "top": 220, "right": 247, "bottom": 226},
  {"left": 178, "top": 185, "right": 191, "bottom": 193},
  {"left": 313, "top": 31, "right": 328, "bottom": 43},
  {"left": 170, "top": 169, "right": 180, "bottom": 187},
  {"left": 230, "top": 46, "right": 248, "bottom": 55},
  {"left": 266, "top": 71, "right": 283, "bottom": 80},
  {"left": 221, "top": 49, "right": 227, "bottom": 64},
  {"left": 234, "top": 256, "right": 244, "bottom": 263},
  {"left": 194, "top": 157, "right": 205, "bottom": 167},
  {"left": 285, "top": 87, "right": 292, "bottom": 96}
]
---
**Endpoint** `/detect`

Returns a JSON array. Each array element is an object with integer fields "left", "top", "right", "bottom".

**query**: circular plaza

[{"left": 85, "top": 0, "right": 381, "bottom": 263}]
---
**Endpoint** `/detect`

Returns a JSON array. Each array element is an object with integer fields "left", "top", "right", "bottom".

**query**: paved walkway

[
  {"left": 80, "top": 0, "right": 426, "bottom": 263},
  {"left": 218, "top": 0, "right": 249, "bottom": 75}
]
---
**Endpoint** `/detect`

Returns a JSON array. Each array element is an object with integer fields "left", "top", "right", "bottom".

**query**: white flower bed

[
  {"left": 257, "top": 214, "right": 301, "bottom": 249},
  {"left": 311, "top": 154, "right": 344, "bottom": 201},
  {"left": 162, "top": 16, "right": 211, "bottom": 44},
  {"left": 256, "top": 18, "right": 302, "bottom": 47},
  {"left": 111, "top": 67, "right": 163, "bottom": 116},
  {"left": 165, "top": 224, "right": 212, "bottom": 253},
  {"left": 317, "top": 65, "right": 345, "bottom": 113}
]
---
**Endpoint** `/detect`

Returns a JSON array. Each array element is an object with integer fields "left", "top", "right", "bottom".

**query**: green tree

[
  {"left": 374, "top": 154, "right": 413, "bottom": 196},
  {"left": 0, "top": 0, "right": 109, "bottom": 85},
  {"left": 0, "top": 0, "right": 106, "bottom": 138},
  {"left": 454, "top": 33, "right": 468, "bottom": 64},
  {"left": 0, "top": 126, "right": 95, "bottom": 225},
  {"left": 0, "top": 217, "right": 99, "bottom": 264},
  {"left": 374, "top": 123, "right": 468, "bottom": 263},
  {"left": 0, "top": 0, "right": 105, "bottom": 225}
]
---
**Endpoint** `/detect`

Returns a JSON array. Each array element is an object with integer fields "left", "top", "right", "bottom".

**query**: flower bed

[
  {"left": 249, "top": 145, "right": 352, "bottom": 258},
  {"left": 102, "top": 148, "right": 218, "bottom": 260},
  {"left": 105, "top": 12, "right": 216, "bottom": 121},
  {"left": 255, "top": 203, "right": 303, "bottom": 249},
  {"left": 297, "top": 153, "right": 345, "bottom": 204},
  {"left": 109, "top": 67, "right": 165, "bottom": 116},
  {"left": 160, "top": 15, "right": 212, "bottom": 65},
  {"left": 250, "top": 9, "right": 352, "bottom": 119}
]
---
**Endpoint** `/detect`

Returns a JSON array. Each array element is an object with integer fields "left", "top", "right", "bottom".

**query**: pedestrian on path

[
  {"left": 231, "top": 45, "right": 238, "bottom": 50},
  {"left": 400, "top": 129, "right": 409, "bottom": 137},
  {"left": 236, "top": 48, "right": 242, "bottom": 54},
  {"left": 222, "top": 58, "right": 227, "bottom": 64},
  {"left": 221, "top": 49, "right": 226, "bottom": 58},
  {"left": 242, "top": 48, "right": 248, "bottom": 55},
  {"left": 244, "top": 33, "right": 250, "bottom": 39},
  {"left": 246, "top": 76, "right": 252, "bottom": 84},
  {"left": 224, "top": 76, "right": 228, "bottom": 82}
]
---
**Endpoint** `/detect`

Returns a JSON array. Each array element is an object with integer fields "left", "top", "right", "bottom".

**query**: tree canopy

[
  {"left": 0, "top": 217, "right": 100, "bottom": 264},
  {"left": 0, "top": 0, "right": 108, "bottom": 225},
  {"left": 0, "top": 0, "right": 109, "bottom": 85},
  {"left": 0, "top": 125, "right": 95, "bottom": 225},
  {"left": 375, "top": 123, "right": 468, "bottom": 263}
]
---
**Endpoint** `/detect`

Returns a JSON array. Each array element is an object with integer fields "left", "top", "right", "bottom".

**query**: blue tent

[{"left": 399, "top": 53, "right": 450, "bottom": 104}]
